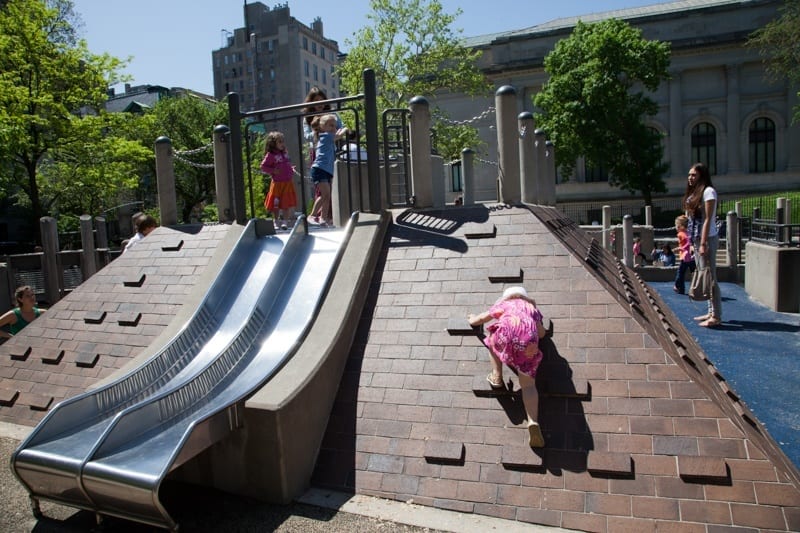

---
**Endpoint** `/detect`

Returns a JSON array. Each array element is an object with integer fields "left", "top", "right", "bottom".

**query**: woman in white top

[{"left": 683, "top": 162, "right": 722, "bottom": 327}]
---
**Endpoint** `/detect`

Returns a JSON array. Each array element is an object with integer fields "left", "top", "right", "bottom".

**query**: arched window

[
  {"left": 748, "top": 117, "right": 775, "bottom": 173},
  {"left": 691, "top": 122, "right": 716, "bottom": 175}
]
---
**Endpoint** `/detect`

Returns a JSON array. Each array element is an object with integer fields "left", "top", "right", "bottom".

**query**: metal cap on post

[
  {"left": 409, "top": 96, "right": 432, "bottom": 208},
  {"left": 213, "top": 125, "right": 233, "bottom": 223},
  {"left": 154, "top": 137, "right": 178, "bottom": 226},
  {"left": 495, "top": 86, "right": 520, "bottom": 204},
  {"left": 518, "top": 112, "right": 536, "bottom": 204},
  {"left": 461, "top": 148, "right": 475, "bottom": 206}
]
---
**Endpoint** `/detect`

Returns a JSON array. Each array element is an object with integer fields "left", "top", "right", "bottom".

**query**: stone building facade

[
  {"left": 435, "top": 0, "right": 800, "bottom": 204},
  {"left": 211, "top": 2, "right": 341, "bottom": 113}
]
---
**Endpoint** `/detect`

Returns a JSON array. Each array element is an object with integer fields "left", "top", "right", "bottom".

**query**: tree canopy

[
  {"left": 337, "top": 0, "right": 490, "bottom": 160},
  {"left": 0, "top": 0, "right": 135, "bottom": 239},
  {"left": 747, "top": 0, "right": 800, "bottom": 123},
  {"left": 534, "top": 19, "right": 671, "bottom": 205}
]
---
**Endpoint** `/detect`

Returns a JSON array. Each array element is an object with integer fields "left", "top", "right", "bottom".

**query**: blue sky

[{"left": 71, "top": 0, "right": 676, "bottom": 95}]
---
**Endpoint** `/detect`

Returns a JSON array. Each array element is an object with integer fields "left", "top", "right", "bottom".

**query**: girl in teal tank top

[{"left": 1, "top": 285, "right": 44, "bottom": 339}]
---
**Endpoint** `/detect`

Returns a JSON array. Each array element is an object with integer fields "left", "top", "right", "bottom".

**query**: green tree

[
  {"left": 135, "top": 95, "right": 228, "bottom": 223},
  {"left": 747, "top": 0, "right": 800, "bottom": 123},
  {"left": 534, "top": 19, "right": 671, "bottom": 205},
  {"left": 337, "top": 0, "right": 490, "bottom": 160},
  {"left": 0, "top": 0, "right": 129, "bottom": 238}
]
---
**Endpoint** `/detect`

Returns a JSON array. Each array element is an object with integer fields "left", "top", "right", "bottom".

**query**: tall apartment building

[{"left": 211, "top": 2, "right": 341, "bottom": 113}]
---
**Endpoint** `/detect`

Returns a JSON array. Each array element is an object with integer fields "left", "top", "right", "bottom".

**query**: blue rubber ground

[{"left": 650, "top": 281, "right": 800, "bottom": 468}]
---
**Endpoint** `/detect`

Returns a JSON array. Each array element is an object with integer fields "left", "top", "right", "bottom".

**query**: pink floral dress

[{"left": 483, "top": 298, "right": 544, "bottom": 377}]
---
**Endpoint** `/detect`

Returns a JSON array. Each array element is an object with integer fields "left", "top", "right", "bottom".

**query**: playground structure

[{"left": 4, "top": 69, "right": 800, "bottom": 531}]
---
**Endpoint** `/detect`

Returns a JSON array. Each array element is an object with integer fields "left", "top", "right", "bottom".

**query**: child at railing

[
  {"left": 673, "top": 215, "right": 696, "bottom": 293},
  {"left": 260, "top": 131, "right": 298, "bottom": 230}
]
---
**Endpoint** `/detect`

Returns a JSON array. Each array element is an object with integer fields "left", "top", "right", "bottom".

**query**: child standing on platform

[
  {"left": 309, "top": 114, "right": 347, "bottom": 227},
  {"left": 468, "top": 286, "right": 546, "bottom": 448},
  {"left": 673, "top": 214, "right": 696, "bottom": 294},
  {"left": 261, "top": 131, "right": 297, "bottom": 230}
]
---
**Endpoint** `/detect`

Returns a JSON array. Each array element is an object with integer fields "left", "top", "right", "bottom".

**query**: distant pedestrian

[
  {"left": 632, "top": 236, "right": 646, "bottom": 266},
  {"left": 123, "top": 214, "right": 158, "bottom": 253},
  {"left": 0, "top": 286, "right": 45, "bottom": 340},
  {"left": 468, "top": 286, "right": 546, "bottom": 448}
]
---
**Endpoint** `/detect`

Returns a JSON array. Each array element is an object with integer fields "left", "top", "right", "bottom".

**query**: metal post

[
  {"left": 602, "top": 205, "right": 611, "bottom": 251},
  {"left": 544, "top": 141, "right": 556, "bottom": 206},
  {"left": 40, "top": 217, "right": 61, "bottom": 305},
  {"left": 534, "top": 129, "right": 546, "bottom": 204},
  {"left": 519, "top": 112, "right": 536, "bottom": 204},
  {"left": 213, "top": 125, "right": 233, "bottom": 223},
  {"left": 154, "top": 137, "right": 178, "bottom": 226},
  {"left": 623, "top": 214, "right": 633, "bottom": 268},
  {"left": 94, "top": 216, "right": 108, "bottom": 250},
  {"left": 227, "top": 92, "right": 247, "bottom": 224},
  {"left": 364, "top": 69, "right": 382, "bottom": 213},
  {"left": 495, "top": 86, "right": 520, "bottom": 204},
  {"left": 79, "top": 215, "right": 97, "bottom": 279},
  {"left": 726, "top": 212, "right": 738, "bottom": 268},
  {"left": 409, "top": 96, "right": 432, "bottom": 208},
  {"left": 461, "top": 148, "right": 475, "bottom": 206},
  {"left": 645, "top": 205, "right": 652, "bottom": 227}
]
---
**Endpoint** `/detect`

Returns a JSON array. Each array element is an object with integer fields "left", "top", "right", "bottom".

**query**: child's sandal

[{"left": 486, "top": 373, "right": 504, "bottom": 389}]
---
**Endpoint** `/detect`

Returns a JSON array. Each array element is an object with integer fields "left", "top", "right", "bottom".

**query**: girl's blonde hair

[
  {"left": 675, "top": 214, "right": 688, "bottom": 229},
  {"left": 265, "top": 131, "right": 285, "bottom": 153}
]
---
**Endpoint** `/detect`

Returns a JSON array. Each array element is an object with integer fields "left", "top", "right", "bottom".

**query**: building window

[
  {"left": 321, "top": 46, "right": 325, "bottom": 59},
  {"left": 303, "top": 36, "right": 308, "bottom": 50},
  {"left": 322, "top": 70, "right": 327, "bottom": 84},
  {"left": 584, "top": 161, "right": 608, "bottom": 183},
  {"left": 304, "top": 60, "right": 309, "bottom": 77},
  {"left": 749, "top": 117, "right": 775, "bottom": 173},
  {"left": 268, "top": 39, "right": 274, "bottom": 52},
  {"left": 691, "top": 122, "right": 716, "bottom": 175},
  {"left": 305, "top": 81, "right": 311, "bottom": 94},
  {"left": 313, "top": 64, "right": 318, "bottom": 81},
  {"left": 270, "top": 68, "right": 275, "bottom": 81},
  {"left": 312, "top": 42, "right": 317, "bottom": 55}
]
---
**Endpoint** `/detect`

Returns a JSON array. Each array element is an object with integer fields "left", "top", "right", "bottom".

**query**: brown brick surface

[{"left": 5, "top": 208, "right": 800, "bottom": 532}]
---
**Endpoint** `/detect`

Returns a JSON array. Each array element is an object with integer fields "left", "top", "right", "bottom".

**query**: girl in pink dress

[{"left": 469, "top": 286, "right": 546, "bottom": 448}]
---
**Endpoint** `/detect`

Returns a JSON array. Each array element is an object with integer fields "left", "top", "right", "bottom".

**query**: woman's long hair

[
  {"left": 303, "top": 86, "right": 330, "bottom": 127},
  {"left": 683, "top": 162, "right": 714, "bottom": 215}
]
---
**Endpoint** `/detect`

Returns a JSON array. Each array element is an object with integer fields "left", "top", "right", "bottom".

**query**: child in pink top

[
  {"left": 261, "top": 131, "right": 297, "bottom": 230},
  {"left": 673, "top": 214, "right": 696, "bottom": 294},
  {"left": 469, "top": 286, "right": 546, "bottom": 448}
]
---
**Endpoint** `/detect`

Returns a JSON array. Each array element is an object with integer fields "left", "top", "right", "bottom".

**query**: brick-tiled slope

[
  {"left": 0, "top": 224, "right": 232, "bottom": 427},
  {"left": 313, "top": 205, "right": 800, "bottom": 532}
]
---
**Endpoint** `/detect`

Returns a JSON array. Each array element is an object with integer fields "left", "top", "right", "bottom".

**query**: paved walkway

[{"left": 649, "top": 281, "right": 800, "bottom": 468}]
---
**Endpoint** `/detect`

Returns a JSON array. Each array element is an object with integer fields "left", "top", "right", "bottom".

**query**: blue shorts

[{"left": 310, "top": 166, "right": 332, "bottom": 184}]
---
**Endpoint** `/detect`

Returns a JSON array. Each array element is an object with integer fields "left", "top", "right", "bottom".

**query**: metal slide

[{"left": 12, "top": 215, "right": 355, "bottom": 530}]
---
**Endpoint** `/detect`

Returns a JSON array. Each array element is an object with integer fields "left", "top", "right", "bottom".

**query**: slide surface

[{"left": 12, "top": 216, "right": 353, "bottom": 530}]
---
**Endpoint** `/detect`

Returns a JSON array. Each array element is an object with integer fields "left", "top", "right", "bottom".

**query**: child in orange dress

[{"left": 261, "top": 131, "right": 297, "bottom": 230}]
